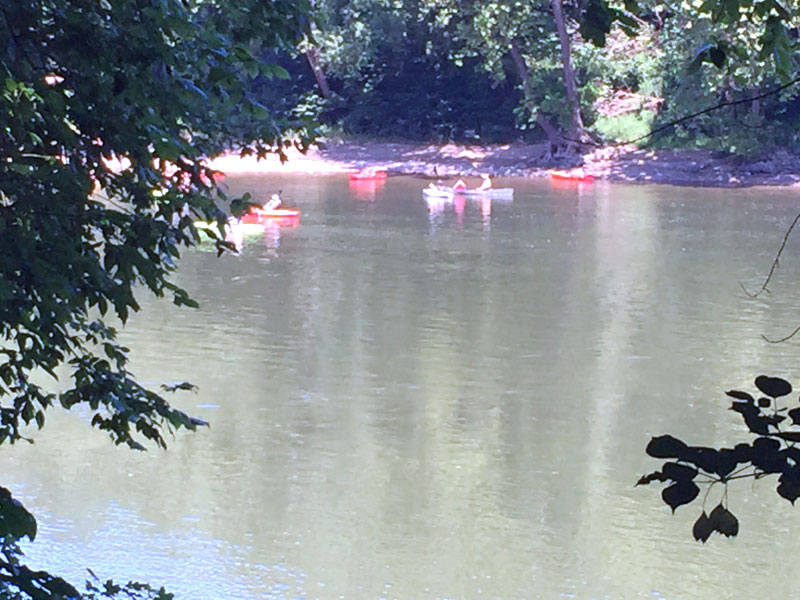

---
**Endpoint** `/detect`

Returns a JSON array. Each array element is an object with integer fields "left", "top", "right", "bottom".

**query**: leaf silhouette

[
  {"left": 642, "top": 377, "right": 800, "bottom": 539},
  {"left": 715, "top": 449, "right": 738, "bottom": 478},
  {"left": 782, "top": 446, "right": 800, "bottom": 465},
  {"left": 636, "top": 471, "right": 667, "bottom": 486},
  {"left": 646, "top": 435, "right": 688, "bottom": 459},
  {"left": 0, "top": 487, "right": 37, "bottom": 542},
  {"left": 683, "top": 446, "right": 720, "bottom": 473},
  {"left": 730, "top": 400, "right": 759, "bottom": 418},
  {"left": 753, "top": 437, "right": 781, "bottom": 453},
  {"left": 709, "top": 504, "right": 739, "bottom": 538},
  {"left": 693, "top": 511, "right": 713, "bottom": 542},
  {"left": 755, "top": 375, "right": 792, "bottom": 398},
  {"left": 751, "top": 437, "right": 787, "bottom": 473},
  {"left": 662, "top": 480, "right": 699, "bottom": 513},
  {"left": 732, "top": 442, "right": 752, "bottom": 463},
  {"left": 662, "top": 462, "right": 698, "bottom": 481},
  {"left": 765, "top": 414, "right": 786, "bottom": 426},
  {"left": 777, "top": 470, "right": 800, "bottom": 504},
  {"left": 726, "top": 390, "right": 755, "bottom": 402},
  {"left": 725, "top": 390, "right": 755, "bottom": 404},
  {"left": 742, "top": 413, "right": 772, "bottom": 435}
]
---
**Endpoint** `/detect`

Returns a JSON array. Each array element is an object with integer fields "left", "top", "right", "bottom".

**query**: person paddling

[
  {"left": 477, "top": 173, "right": 492, "bottom": 191},
  {"left": 264, "top": 191, "right": 282, "bottom": 210}
]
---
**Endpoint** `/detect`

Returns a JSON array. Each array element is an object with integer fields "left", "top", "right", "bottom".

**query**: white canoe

[
  {"left": 460, "top": 188, "right": 514, "bottom": 199},
  {"left": 423, "top": 187, "right": 455, "bottom": 200},
  {"left": 423, "top": 187, "right": 514, "bottom": 200}
]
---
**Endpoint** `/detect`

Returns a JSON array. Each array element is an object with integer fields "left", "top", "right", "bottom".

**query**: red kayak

[
  {"left": 549, "top": 169, "right": 594, "bottom": 183},
  {"left": 241, "top": 207, "right": 301, "bottom": 224},
  {"left": 349, "top": 169, "right": 387, "bottom": 180},
  {"left": 198, "top": 170, "right": 226, "bottom": 186}
]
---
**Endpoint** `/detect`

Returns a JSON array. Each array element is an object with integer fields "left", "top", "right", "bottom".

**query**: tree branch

[
  {"left": 621, "top": 76, "right": 800, "bottom": 147},
  {"left": 742, "top": 211, "right": 800, "bottom": 299}
]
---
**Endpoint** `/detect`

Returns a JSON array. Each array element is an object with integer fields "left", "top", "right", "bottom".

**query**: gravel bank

[{"left": 209, "top": 140, "right": 800, "bottom": 188}]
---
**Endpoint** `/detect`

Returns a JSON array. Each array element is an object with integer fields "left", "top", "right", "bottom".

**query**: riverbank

[{"left": 208, "top": 140, "right": 800, "bottom": 188}]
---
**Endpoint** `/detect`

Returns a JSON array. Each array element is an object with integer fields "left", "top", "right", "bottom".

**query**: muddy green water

[{"left": 4, "top": 174, "right": 800, "bottom": 599}]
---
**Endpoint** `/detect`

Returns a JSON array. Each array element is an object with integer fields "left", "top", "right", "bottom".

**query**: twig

[
  {"left": 620, "top": 76, "right": 800, "bottom": 147},
  {"left": 559, "top": 76, "right": 800, "bottom": 148},
  {"left": 762, "top": 323, "right": 800, "bottom": 344},
  {"left": 742, "top": 211, "right": 800, "bottom": 298}
]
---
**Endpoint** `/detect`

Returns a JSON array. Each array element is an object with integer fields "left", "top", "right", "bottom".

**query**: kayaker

[
  {"left": 452, "top": 179, "right": 468, "bottom": 191},
  {"left": 264, "top": 191, "right": 282, "bottom": 210},
  {"left": 477, "top": 174, "right": 492, "bottom": 191}
]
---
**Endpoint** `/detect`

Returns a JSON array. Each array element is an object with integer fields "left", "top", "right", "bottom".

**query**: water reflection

[
  {"left": 224, "top": 218, "right": 245, "bottom": 252},
  {"left": 425, "top": 191, "right": 497, "bottom": 230},
  {"left": 218, "top": 216, "right": 300, "bottom": 255},
  {"left": 348, "top": 177, "right": 386, "bottom": 202},
  {"left": 5, "top": 175, "right": 800, "bottom": 599}
]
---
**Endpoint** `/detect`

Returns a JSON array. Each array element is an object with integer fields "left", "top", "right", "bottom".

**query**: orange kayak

[
  {"left": 241, "top": 207, "right": 301, "bottom": 224},
  {"left": 549, "top": 169, "right": 594, "bottom": 183}
]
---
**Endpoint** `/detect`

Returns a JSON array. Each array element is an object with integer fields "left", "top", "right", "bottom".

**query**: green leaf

[
  {"left": 579, "top": 0, "right": 614, "bottom": 46},
  {"left": 267, "top": 64, "right": 290, "bottom": 79},
  {"left": 245, "top": 60, "right": 260, "bottom": 77},
  {"left": 249, "top": 100, "right": 270, "bottom": 119},
  {"left": 7, "top": 162, "right": 33, "bottom": 175},
  {"left": 709, "top": 45, "right": 727, "bottom": 68},
  {"left": 160, "top": 381, "right": 198, "bottom": 393},
  {"left": 0, "top": 486, "right": 37, "bottom": 542}
]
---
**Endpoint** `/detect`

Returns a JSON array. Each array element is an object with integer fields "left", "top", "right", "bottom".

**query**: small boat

[
  {"left": 349, "top": 169, "right": 387, "bottom": 180},
  {"left": 423, "top": 187, "right": 514, "bottom": 200},
  {"left": 460, "top": 188, "right": 514, "bottom": 199},
  {"left": 423, "top": 187, "right": 455, "bottom": 200},
  {"left": 241, "top": 207, "right": 301, "bottom": 224},
  {"left": 549, "top": 169, "right": 594, "bottom": 183}
]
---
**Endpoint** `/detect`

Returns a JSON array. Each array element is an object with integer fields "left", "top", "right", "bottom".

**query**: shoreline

[{"left": 208, "top": 140, "right": 800, "bottom": 188}]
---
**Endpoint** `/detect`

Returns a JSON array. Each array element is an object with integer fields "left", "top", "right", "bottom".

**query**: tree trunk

[
  {"left": 509, "top": 40, "right": 534, "bottom": 105},
  {"left": 305, "top": 46, "right": 330, "bottom": 98},
  {"left": 550, "top": 0, "right": 585, "bottom": 138},
  {"left": 508, "top": 40, "right": 562, "bottom": 150}
]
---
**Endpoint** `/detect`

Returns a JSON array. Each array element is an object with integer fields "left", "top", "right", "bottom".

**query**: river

[{"left": 4, "top": 174, "right": 800, "bottom": 599}]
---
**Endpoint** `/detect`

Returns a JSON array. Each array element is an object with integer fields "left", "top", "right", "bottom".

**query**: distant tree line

[{"left": 258, "top": 0, "right": 800, "bottom": 155}]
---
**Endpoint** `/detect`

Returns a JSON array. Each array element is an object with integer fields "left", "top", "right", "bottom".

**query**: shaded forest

[{"left": 258, "top": 0, "right": 800, "bottom": 157}]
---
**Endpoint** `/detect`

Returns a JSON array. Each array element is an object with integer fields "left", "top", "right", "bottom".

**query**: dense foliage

[
  {"left": 260, "top": 0, "right": 800, "bottom": 152},
  {"left": 0, "top": 0, "right": 313, "bottom": 597},
  {"left": 3, "top": 0, "right": 800, "bottom": 594}
]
